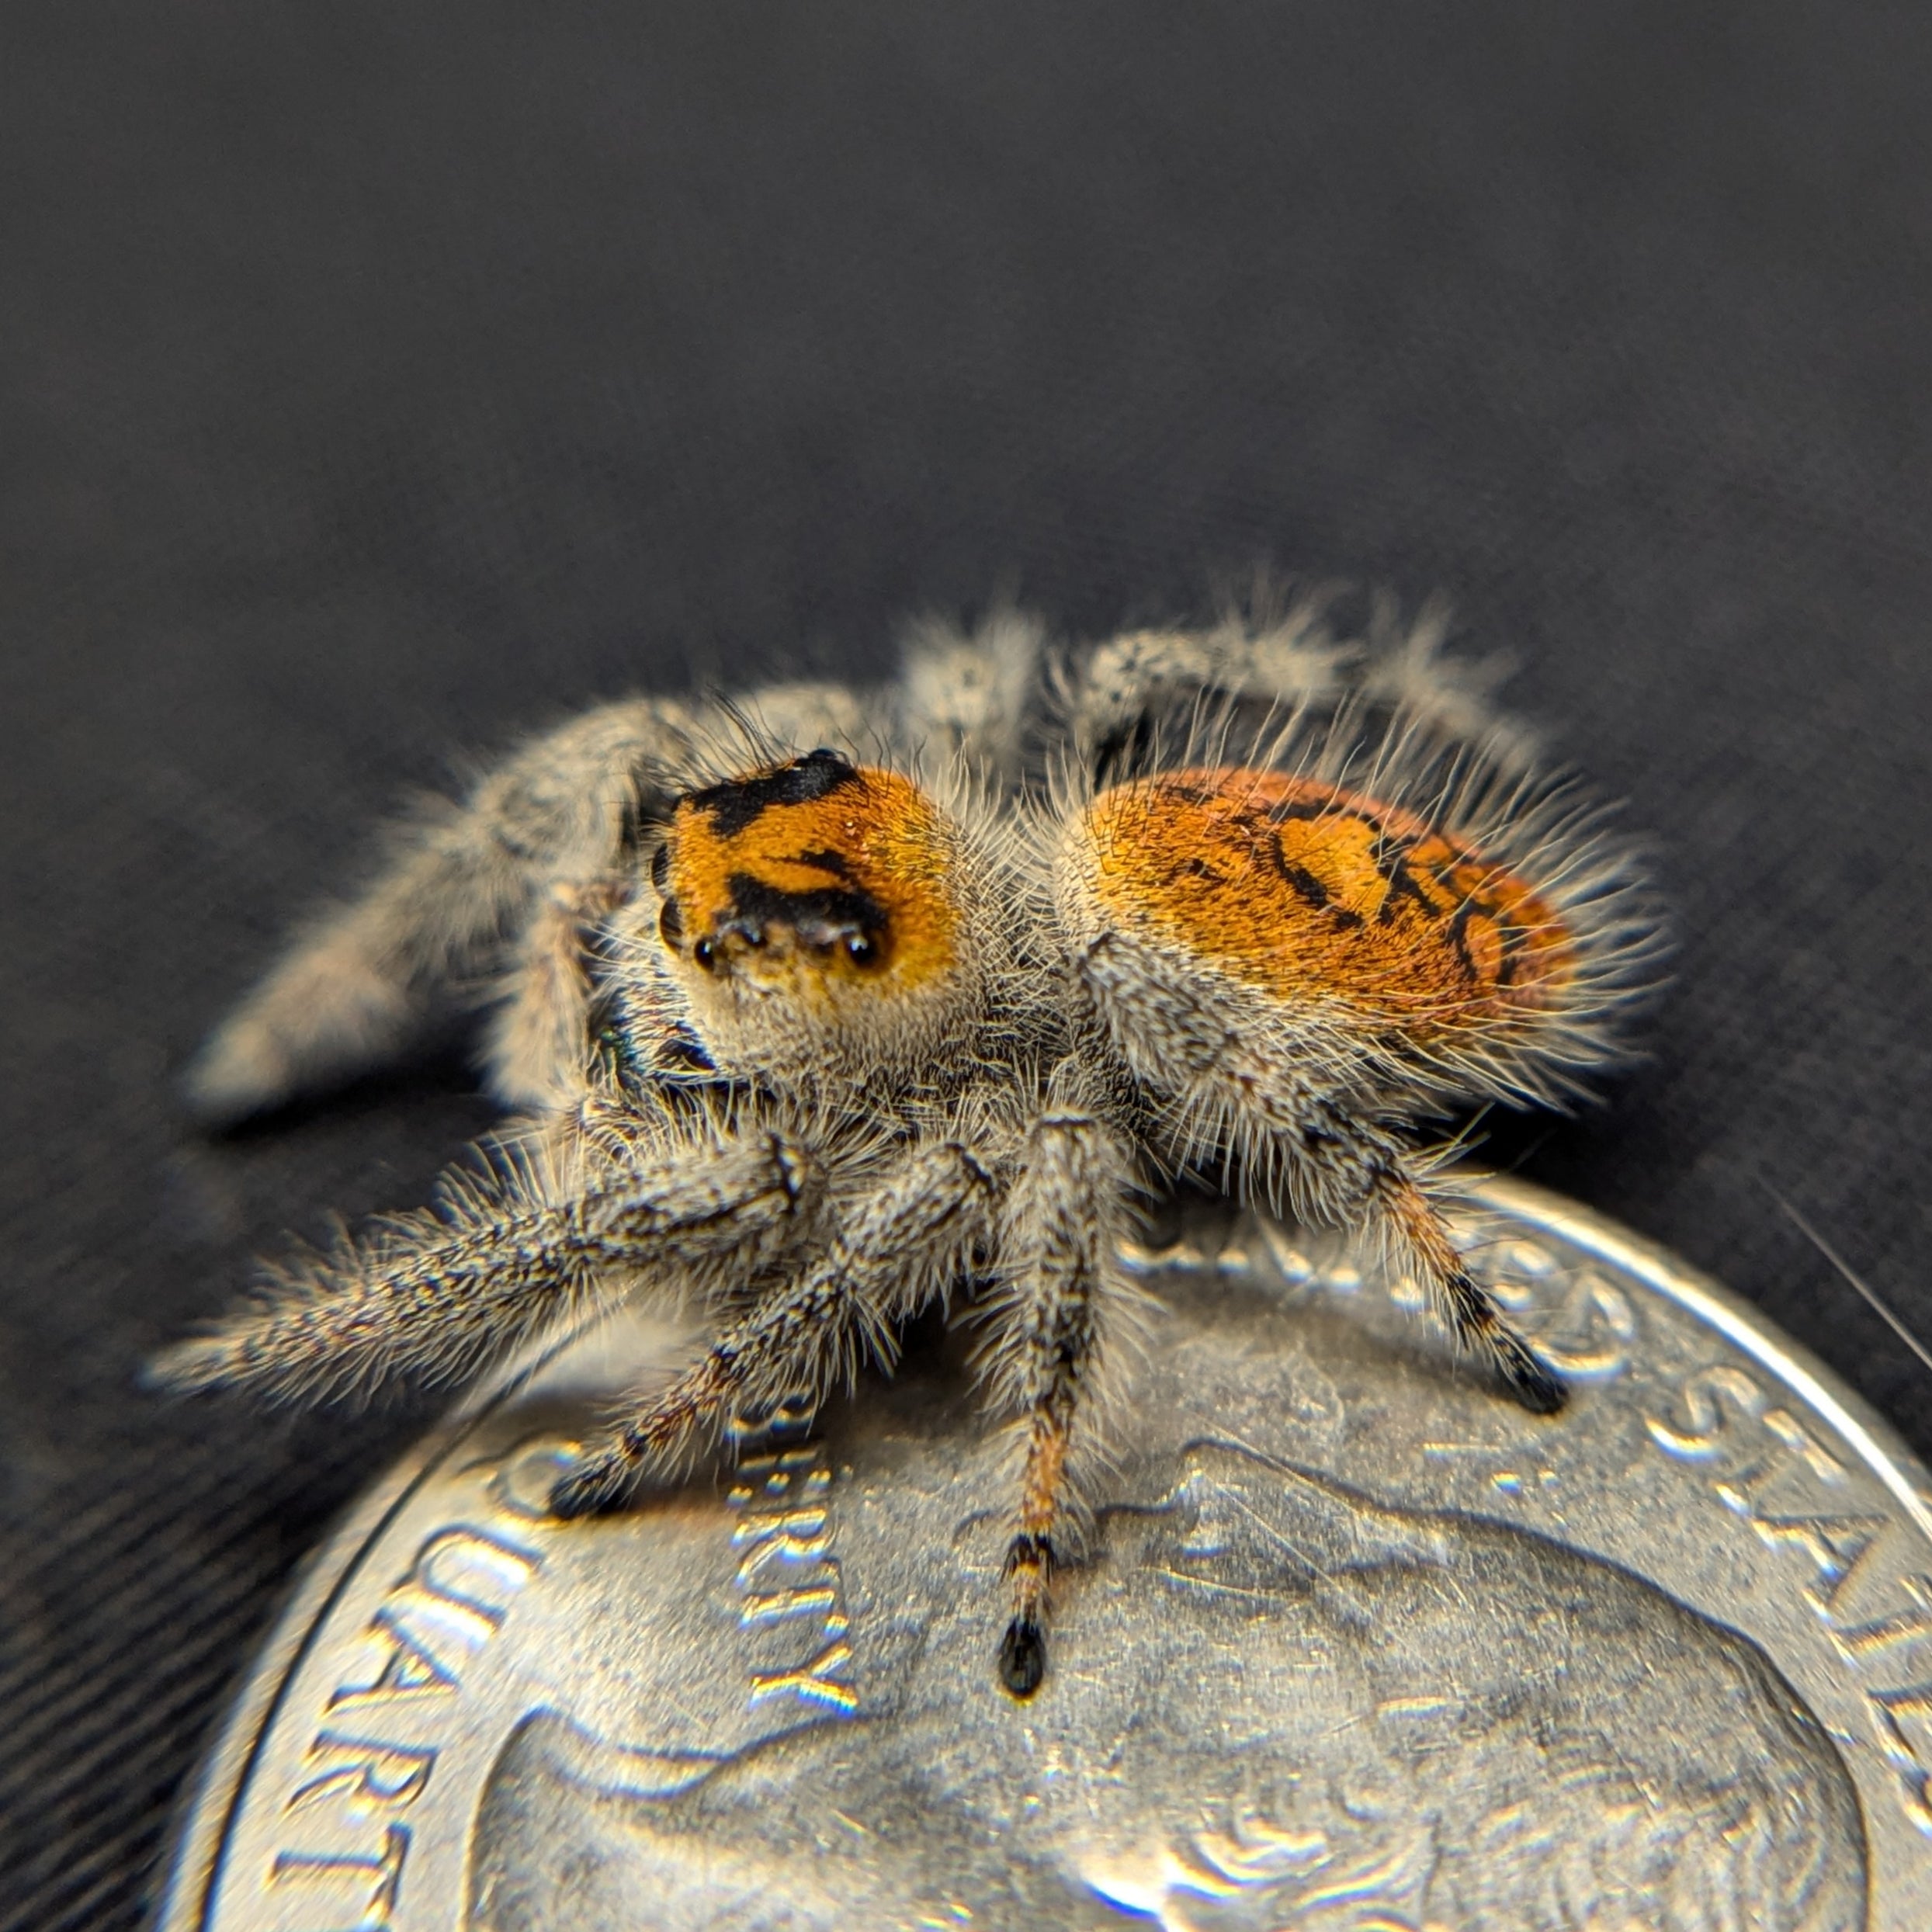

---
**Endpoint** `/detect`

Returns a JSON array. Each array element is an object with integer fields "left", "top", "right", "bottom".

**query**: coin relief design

[{"left": 158, "top": 1181, "right": 1932, "bottom": 1930}]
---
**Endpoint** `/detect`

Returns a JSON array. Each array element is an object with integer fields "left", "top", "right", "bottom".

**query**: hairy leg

[
  {"left": 1068, "top": 593, "right": 1345, "bottom": 780},
  {"left": 148, "top": 1121, "right": 817, "bottom": 1403},
  {"left": 184, "top": 699, "right": 707, "bottom": 1123},
  {"left": 979, "top": 1110, "right": 1140, "bottom": 1698},
  {"left": 1077, "top": 931, "right": 1563, "bottom": 1413},
  {"left": 894, "top": 606, "right": 1046, "bottom": 785},
  {"left": 550, "top": 1138, "right": 996, "bottom": 1517},
  {"left": 184, "top": 680, "right": 872, "bottom": 1123},
  {"left": 1372, "top": 1161, "right": 1564, "bottom": 1413},
  {"left": 484, "top": 874, "right": 630, "bottom": 1110}
]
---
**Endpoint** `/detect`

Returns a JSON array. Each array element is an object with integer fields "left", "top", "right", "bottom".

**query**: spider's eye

[
  {"left": 661, "top": 756, "right": 960, "bottom": 1003},
  {"left": 658, "top": 897, "right": 685, "bottom": 948}
]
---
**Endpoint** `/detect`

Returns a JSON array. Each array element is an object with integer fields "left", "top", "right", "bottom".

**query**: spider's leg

[
  {"left": 484, "top": 872, "right": 631, "bottom": 1112},
  {"left": 148, "top": 1123, "right": 817, "bottom": 1403},
  {"left": 1369, "top": 1157, "right": 1565, "bottom": 1414},
  {"left": 978, "top": 1110, "right": 1140, "bottom": 1699},
  {"left": 1241, "top": 1087, "right": 1566, "bottom": 1416},
  {"left": 895, "top": 606, "right": 1046, "bottom": 786},
  {"left": 1233, "top": 1074, "right": 1565, "bottom": 1415},
  {"left": 1069, "top": 593, "right": 1346, "bottom": 782},
  {"left": 1077, "top": 931, "right": 1563, "bottom": 1413},
  {"left": 550, "top": 1138, "right": 996, "bottom": 1518},
  {"left": 184, "top": 699, "right": 706, "bottom": 1125}
]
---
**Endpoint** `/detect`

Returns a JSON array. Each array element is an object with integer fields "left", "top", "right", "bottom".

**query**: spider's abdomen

[{"left": 1072, "top": 767, "right": 1573, "bottom": 1039}]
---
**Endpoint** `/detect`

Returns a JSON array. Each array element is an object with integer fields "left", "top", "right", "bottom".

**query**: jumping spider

[{"left": 154, "top": 594, "right": 1659, "bottom": 1697}]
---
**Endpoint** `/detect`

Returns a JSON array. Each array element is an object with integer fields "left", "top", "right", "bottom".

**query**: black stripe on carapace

[
  {"left": 682, "top": 748, "right": 859, "bottom": 838},
  {"left": 718, "top": 870, "right": 891, "bottom": 959},
  {"left": 789, "top": 847, "right": 855, "bottom": 880}
]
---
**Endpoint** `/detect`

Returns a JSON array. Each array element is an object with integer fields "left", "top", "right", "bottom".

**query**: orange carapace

[{"left": 663, "top": 750, "right": 961, "bottom": 993}]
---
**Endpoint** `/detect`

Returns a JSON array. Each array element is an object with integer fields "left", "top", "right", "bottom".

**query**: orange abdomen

[{"left": 1078, "top": 768, "right": 1573, "bottom": 1035}]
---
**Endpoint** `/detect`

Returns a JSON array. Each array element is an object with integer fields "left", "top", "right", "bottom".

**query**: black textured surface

[{"left": 5, "top": 5, "right": 1932, "bottom": 1923}]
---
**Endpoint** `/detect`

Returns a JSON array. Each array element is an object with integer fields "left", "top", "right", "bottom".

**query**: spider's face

[{"left": 654, "top": 748, "right": 970, "bottom": 1073}]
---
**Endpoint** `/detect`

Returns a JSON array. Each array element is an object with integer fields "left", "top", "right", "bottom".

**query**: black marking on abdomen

[
  {"left": 683, "top": 748, "right": 858, "bottom": 838},
  {"left": 1261, "top": 834, "right": 1340, "bottom": 915},
  {"left": 1373, "top": 855, "right": 1438, "bottom": 925}
]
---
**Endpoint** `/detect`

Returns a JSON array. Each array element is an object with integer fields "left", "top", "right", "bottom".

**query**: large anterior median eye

[
  {"left": 1073, "top": 767, "right": 1575, "bottom": 1034},
  {"left": 659, "top": 750, "right": 962, "bottom": 1001}
]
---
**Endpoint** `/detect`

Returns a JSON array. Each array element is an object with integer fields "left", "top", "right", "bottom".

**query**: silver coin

[{"left": 155, "top": 1178, "right": 1932, "bottom": 1930}]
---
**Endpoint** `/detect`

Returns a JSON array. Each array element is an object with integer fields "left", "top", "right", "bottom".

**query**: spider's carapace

[{"left": 662, "top": 749, "right": 962, "bottom": 997}]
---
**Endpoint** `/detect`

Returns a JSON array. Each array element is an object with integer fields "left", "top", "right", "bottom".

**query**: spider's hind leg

[
  {"left": 1372, "top": 1162, "right": 1565, "bottom": 1414},
  {"left": 1256, "top": 1094, "right": 1566, "bottom": 1415},
  {"left": 1076, "top": 932, "right": 1564, "bottom": 1416},
  {"left": 550, "top": 1137, "right": 997, "bottom": 1518},
  {"left": 1067, "top": 589, "right": 1348, "bottom": 784}
]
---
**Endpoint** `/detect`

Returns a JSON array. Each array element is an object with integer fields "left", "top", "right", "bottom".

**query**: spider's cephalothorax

[
  {"left": 155, "top": 596, "right": 1661, "bottom": 1698},
  {"left": 657, "top": 749, "right": 982, "bottom": 1077}
]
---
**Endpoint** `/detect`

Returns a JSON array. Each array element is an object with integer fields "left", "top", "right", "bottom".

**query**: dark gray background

[{"left": 4, "top": 4, "right": 1930, "bottom": 1924}]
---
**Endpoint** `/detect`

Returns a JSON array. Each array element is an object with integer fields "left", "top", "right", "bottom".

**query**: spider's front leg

[
  {"left": 979, "top": 1108, "right": 1142, "bottom": 1698},
  {"left": 149, "top": 1119, "right": 817, "bottom": 1403},
  {"left": 184, "top": 699, "right": 702, "bottom": 1124},
  {"left": 550, "top": 1137, "right": 998, "bottom": 1518},
  {"left": 185, "top": 683, "right": 870, "bottom": 1123}
]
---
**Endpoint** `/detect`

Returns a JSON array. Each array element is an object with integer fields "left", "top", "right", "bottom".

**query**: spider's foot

[
  {"left": 998, "top": 1531, "right": 1054, "bottom": 1697},
  {"left": 998, "top": 1615, "right": 1047, "bottom": 1698},
  {"left": 1495, "top": 1330, "right": 1567, "bottom": 1416},
  {"left": 548, "top": 1451, "right": 640, "bottom": 1520},
  {"left": 142, "top": 1333, "right": 235, "bottom": 1396}
]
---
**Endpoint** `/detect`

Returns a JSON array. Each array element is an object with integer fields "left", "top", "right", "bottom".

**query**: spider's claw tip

[
  {"left": 548, "top": 1460, "right": 633, "bottom": 1520},
  {"left": 142, "top": 1334, "right": 234, "bottom": 1397},
  {"left": 179, "top": 1028, "right": 289, "bottom": 1130},
  {"left": 998, "top": 1616, "right": 1047, "bottom": 1698},
  {"left": 1499, "top": 1337, "right": 1567, "bottom": 1416}
]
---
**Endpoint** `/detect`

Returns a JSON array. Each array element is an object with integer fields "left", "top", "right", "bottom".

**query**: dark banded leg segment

[
  {"left": 987, "top": 1114, "right": 1138, "bottom": 1699},
  {"left": 1379, "top": 1167, "right": 1566, "bottom": 1415}
]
